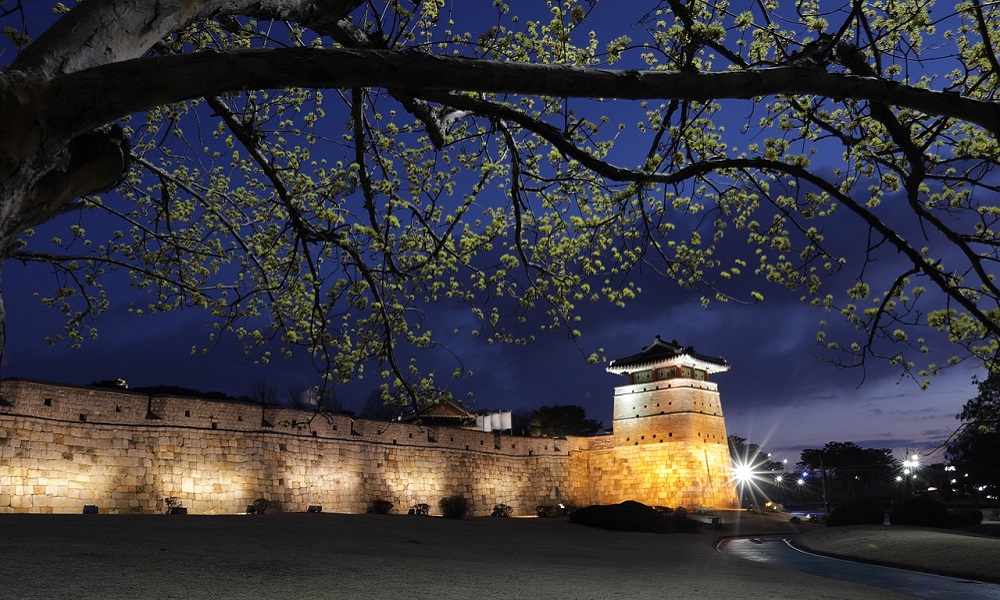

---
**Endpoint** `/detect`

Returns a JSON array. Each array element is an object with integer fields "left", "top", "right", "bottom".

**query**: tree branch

[{"left": 30, "top": 48, "right": 1000, "bottom": 143}]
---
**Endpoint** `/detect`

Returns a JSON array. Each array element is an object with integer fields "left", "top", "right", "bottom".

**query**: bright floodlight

[{"left": 733, "top": 462, "right": 754, "bottom": 484}]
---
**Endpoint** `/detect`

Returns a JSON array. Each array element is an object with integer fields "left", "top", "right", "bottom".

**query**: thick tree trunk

[
  {"left": 10, "top": 0, "right": 362, "bottom": 76},
  {"left": 0, "top": 265, "right": 6, "bottom": 381}
]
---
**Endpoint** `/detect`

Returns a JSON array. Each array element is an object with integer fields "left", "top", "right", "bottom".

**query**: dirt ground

[{"left": 4, "top": 509, "right": 994, "bottom": 599}]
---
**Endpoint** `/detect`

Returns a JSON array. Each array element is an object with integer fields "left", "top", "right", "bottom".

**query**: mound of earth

[{"left": 570, "top": 500, "right": 697, "bottom": 533}]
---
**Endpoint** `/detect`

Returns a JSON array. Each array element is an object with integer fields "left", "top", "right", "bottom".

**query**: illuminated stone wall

[
  {"left": 0, "top": 380, "right": 581, "bottom": 515},
  {"left": 0, "top": 378, "right": 738, "bottom": 514}
]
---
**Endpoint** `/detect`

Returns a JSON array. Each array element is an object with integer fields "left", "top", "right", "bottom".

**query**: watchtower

[{"left": 604, "top": 336, "right": 738, "bottom": 509}]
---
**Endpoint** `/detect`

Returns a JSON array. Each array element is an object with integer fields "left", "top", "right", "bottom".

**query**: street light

[{"left": 898, "top": 452, "right": 921, "bottom": 496}]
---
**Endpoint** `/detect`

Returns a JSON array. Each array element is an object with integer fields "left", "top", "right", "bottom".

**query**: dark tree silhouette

[{"left": 529, "top": 405, "right": 602, "bottom": 437}]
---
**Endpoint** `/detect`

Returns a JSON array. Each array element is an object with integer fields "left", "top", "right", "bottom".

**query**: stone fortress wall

[{"left": 0, "top": 377, "right": 738, "bottom": 515}]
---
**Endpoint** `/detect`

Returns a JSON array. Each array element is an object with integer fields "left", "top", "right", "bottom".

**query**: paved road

[{"left": 720, "top": 536, "right": 1000, "bottom": 600}]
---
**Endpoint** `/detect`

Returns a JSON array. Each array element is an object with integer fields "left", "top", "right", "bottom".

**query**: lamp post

[{"left": 901, "top": 452, "right": 920, "bottom": 497}]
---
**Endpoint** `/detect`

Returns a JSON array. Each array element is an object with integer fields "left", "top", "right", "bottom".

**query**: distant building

[{"left": 399, "top": 398, "right": 477, "bottom": 428}]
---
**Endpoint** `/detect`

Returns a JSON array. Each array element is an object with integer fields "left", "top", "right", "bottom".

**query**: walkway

[{"left": 721, "top": 536, "right": 1000, "bottom": 600}]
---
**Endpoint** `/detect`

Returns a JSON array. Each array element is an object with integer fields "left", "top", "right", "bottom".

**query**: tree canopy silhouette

[
  {"left": 529, "top": 404, "right": 602, "bottom": 437},
  {"left": 947, "top": 373, "right": 1000, "bottom": 492},
  {"left": 2, "top": 0, "right": 999, "bottom": 405}
]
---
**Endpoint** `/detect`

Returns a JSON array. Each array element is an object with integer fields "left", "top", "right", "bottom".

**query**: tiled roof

[{"left": 607, "top": 336, "right": 728, "bottom": 373}]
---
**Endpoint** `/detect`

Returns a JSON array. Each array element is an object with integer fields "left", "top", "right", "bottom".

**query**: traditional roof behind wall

[{"left": 606, "top": 336, "right": 730, "bottom": 375}]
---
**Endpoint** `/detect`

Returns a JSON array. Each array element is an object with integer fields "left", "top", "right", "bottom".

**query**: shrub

[
  {"left": 438, "top": 494, "right": 469, "bottom": 519},
  {"left": 826, "top": 497, "right": 885, "bottom": 527},
  {"left": 408, "top": 503, "right": 430, "bottom": 516},
  {"left": 244, "top": 497, "right": 272, "bottom": 514},
  {"left": 950, "top": 508, "right": 984, "bottom": 528},
  {"left": 366, "top": 499, "right": 394, "bottom": 514},
  {"left": 491, "top": 503, "right": 513, "bottom": 517},
  {"left": 164, "top": 497, "right": 182, "bottom": 515},
  {"left": 890, "top": 497, "right": 954, "bottom": 528},
  {"left": 536, "top": 504, "right": 572, "bottom": 517}
]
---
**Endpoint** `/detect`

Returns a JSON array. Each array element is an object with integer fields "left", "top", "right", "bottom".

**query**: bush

[
  {"left": 366, "top": 499, "right": 394, "bottom": 514},
  {"left": 491, "top": 503, "right": 513, "bottom": 517},
  {"left": 438, "top": 494, "right": 469, "bottom": 519},
  {"left": 890, "top": 497, "right": 954, "bottom": 528},
  {"left": 536, "top": 504, "right": 572, "bottom": 517},
  {"left": 826, "top": 497, "right": 885, "bottom": 527},
  {"left": 950, "top": 508, "right": 984, "bottom": 528},
  {"left": 164, "top": 497, "right": 183, "bottom": 515},
  {"left": 408, "top": 503, "right": 430, "bottom": 516}
]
